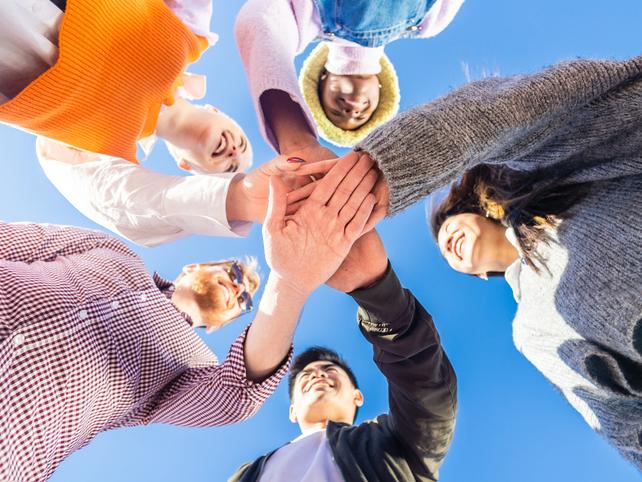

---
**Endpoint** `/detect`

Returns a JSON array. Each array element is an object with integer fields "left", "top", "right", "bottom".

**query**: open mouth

[
  {"left": 305, "top": 379, "right": 332, "bottom": 393},
  {"left": 454, "top": 233, "right": 465, "bottom": 260}
]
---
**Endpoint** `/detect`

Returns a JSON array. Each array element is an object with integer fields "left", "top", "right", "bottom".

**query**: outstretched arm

[
  {"left": 235, "top": 0, "right": 320, "bottom": 153},
  {"left": 356, "top": 55, "right": 642, "bottom": 214},
  {"left": 331, "top": 231, "right": 457, "bottom": 479},
  {"left": 351, "top": 265, "right": 458, "bottom": 479}
]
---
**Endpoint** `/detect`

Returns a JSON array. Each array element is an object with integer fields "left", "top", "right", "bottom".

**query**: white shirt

[
  {"left": 37, "top": 138, "right": 251, "bottom": 247},
  {"left": 5, "top": 1, "right": 242, "bottom": 246},
  {"left": 259, "top": 429, "right": 344, "bottom": 482}
]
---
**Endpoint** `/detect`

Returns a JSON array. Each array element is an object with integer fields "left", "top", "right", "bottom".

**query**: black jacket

[{"left": 228, "top": 264, "right": 458, "bottom": 482}]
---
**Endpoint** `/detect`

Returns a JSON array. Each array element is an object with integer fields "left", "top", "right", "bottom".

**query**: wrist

[
  {"left": 225, "top": 174, "right": 251, "bottom": 223},
  {"left": 279, "top": 133, "right": 318, "bottom": 155},
  {"left": 258, "top": 272, "right": 311, "bottom": 316}
]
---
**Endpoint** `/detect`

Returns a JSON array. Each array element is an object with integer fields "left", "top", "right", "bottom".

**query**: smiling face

[
  {"left": 319, "top": 72, "right": 380, "bottom": 130},
  {"left": 289, "top": 361, "right": 363, "bottom": 428},
  {"left": 165, "top": 102, "right": 253, "bottom": 174},
  {"left": 172, "top": 262, "right": 257, "bottom": 332},
  {"left": 437, "top": 213, "right": 511, "bottom": 275}
]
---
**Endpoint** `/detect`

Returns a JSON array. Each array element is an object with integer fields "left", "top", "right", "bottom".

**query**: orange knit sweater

[{"left": 0, "top": 0, "right": 208, "bottom": 162}]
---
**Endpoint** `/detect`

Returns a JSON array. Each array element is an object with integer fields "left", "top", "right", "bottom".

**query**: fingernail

[{"left": 286, "top": 156, "right": 306, "bottom": 163}]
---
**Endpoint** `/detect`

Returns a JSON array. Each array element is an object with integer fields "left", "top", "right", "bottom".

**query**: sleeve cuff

[
  {"left": 348, "top": 262, "right": 412, "bottom": 334},
  {"left": 220, "top": 325, "right": 293, "bottom": 404}
]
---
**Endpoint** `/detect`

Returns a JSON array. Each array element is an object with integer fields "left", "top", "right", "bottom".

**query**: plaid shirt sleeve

[
  {"left": 0, "top": 221, "right": 135, "bottom": 263},
  {"left": 146, "top": 325, "right": 293, "bottom": 427}
]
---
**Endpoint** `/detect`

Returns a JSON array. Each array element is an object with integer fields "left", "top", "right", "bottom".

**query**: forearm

[
  {"left": 261, "top": 89, "right": 318, "bottom": 154},
  {"left": 39, "top": 150, "right": 248, "bottom": 246},
  {"left": 358, "top": 55, "right": 642, "bottom": 214},
  {"left": 243, "top": 272, "right": 308, "bottom": 381},
  {"left": 350, "top": 265, "right": 457, "bottom": 468},
  {"left": 235, "top": 0, "right": 317, "bottom": 152},
  {"left": 148, "top": 327, "right": 290, "bottom": 427}
]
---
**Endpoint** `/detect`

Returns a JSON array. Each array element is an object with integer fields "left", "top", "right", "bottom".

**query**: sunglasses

[{"left": 182, "top": 261, "right": 254, "bottom": 316}]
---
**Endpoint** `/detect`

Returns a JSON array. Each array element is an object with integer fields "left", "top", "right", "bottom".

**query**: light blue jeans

[{"left": 313, "top": 0, "right": 436, "bottom": 47}]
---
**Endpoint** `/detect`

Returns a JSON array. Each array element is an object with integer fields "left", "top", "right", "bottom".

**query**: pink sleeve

[
  {"left": 146, "top": 326, "right": 293, "bottom": 427},
  {"left": 234, "top": 0, "right": 318, "bottom": 152},
  {"left": 0, "top": 221, "right": 134, "bottom": 264},
  {"left": 417, "top": 0, "right": 465, "bottom": 39}
]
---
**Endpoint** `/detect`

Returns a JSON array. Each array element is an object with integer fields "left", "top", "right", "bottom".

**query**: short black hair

[{"left": 288, "top": 346, "right": 359, "bottom": 400}]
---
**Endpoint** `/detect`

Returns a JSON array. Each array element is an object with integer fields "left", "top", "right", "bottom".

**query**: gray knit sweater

[{"left": 358, "top": 55, "right": 642, "bottom": 469}]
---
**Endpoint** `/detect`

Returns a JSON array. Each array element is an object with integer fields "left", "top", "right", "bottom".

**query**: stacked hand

[{"left": 262, "top": 153, "right": 384, "bottom": 297}]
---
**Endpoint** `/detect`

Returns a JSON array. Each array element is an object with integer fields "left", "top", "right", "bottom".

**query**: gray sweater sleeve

[{"left": 357, "top": 55, "right": 642, "bottom": 214}]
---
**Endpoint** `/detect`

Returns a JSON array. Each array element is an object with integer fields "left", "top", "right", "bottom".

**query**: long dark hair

[{"left": 430, "top": 164, "right": 587, "bottom": 271}]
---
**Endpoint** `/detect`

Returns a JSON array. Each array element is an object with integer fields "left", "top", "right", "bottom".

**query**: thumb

[{"left": 265, "top": 175, "right": 288, "bottom": 228}]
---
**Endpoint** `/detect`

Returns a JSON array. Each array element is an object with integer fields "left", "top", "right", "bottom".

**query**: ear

[
  {"left": 179, "top": 160, "right": 192, "bottom": 171},
  {"left": 288, "top": 404, "right": 298, "bottom": 423},
  {"left": 354, "top": 389, "right": 364, "bottom": 408}
]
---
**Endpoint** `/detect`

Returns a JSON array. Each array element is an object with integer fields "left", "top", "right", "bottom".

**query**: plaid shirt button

[
  {"left": 79, "top": 310, "right": 88, "bottom": 320},
  {"left": 111, "top": 300, "right": 120, "bottom": 309},
  {"left": 13, "top": 334, "right": 25, "bottom": 347}
]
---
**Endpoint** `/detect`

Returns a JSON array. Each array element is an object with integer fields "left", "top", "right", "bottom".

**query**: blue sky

[{"left": 1, "top": 1, "right": 641, "bottom": 481}]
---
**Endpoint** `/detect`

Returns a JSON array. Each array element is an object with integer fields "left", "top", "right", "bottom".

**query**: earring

[
  {"left": 320, "top": 73, "right": 328, "bottom": 81},
  {"left": 378, "top": 84, "right": 382, "bottom": 88}
]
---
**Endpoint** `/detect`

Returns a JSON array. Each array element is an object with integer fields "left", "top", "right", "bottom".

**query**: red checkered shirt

[{"left": 0, "top": 222, "right": 290, "bottom": 482}]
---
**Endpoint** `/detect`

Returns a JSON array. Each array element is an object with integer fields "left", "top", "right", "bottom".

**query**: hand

[
  {"left": 262, "top": 154, "right": 379, "bottom": 297},
  {"left": 226, "top": 155, "right": 337, "bottom": 223},
  {"left": 326, "top": 230, "right": 388, "bottom": 293},
  {"left": 286, "top": 151, "right": 389, "bottom": 232}
]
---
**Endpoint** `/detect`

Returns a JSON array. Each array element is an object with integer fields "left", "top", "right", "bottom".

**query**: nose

[
  {"left": 224, "top": 131, "right": 237, "bottom": 157},
  {"left": 339, "top": 96, "right": 368, "bottom": 116}
]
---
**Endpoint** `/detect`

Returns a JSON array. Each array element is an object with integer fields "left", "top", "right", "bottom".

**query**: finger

[
  {"left": 308, "top": 152, "right": 362, "bottom": 205},
  {"left": 345, "top": 194, "right": 376, "bottom": 241},
  {"left": 265, "top": 176, "right": 288, "bottom": 228},
  {"left": 263, "top": 156, "right": 308, "bottom": 175},
  {"left": 362, "top": 204, "right": 387, "bottom": 233},
  {"left": 293, "top": 158, "right": 339, "bottom": 176},
  {"left": 324, "top": 154, "right": 375, "bottom": 212},
  {"left": 337, "top": 169, "right": 379, "bottom": 226},
  {"left": 285, "top": 199, "right": 305, "bottom": 216},
  {"left": 287, "top": 182, "right": 317, "bottom": 204}
]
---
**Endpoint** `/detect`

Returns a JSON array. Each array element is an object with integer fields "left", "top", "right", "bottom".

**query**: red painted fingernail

[{"left": 286, "top": 157, "right": 306, "bottom": 163}]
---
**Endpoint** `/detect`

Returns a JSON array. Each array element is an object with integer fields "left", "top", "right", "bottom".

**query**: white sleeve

[
  {"left": 37, "top": 138, "right": 251, "bottom": 247},
  {"left": 417, "top": 0, "right": 465, "bottom": 39},
  {"left": 234, "top": 0, "right": 318, "bottom": 151}
]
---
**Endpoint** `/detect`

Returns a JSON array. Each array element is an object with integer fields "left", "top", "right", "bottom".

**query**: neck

[
  {"left": 298, "top": 420, "right": 329, "bottom": 435},
  {"left": 170, "top": 287, "right": 204, "bottom": 328},
  {"left": 491, "top": 235, "right": 520, "bottom": 272}
]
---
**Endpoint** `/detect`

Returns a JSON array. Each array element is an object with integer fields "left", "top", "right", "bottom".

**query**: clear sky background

[{"left": 1, "top": 1, "right": 641, "bottom": 481}]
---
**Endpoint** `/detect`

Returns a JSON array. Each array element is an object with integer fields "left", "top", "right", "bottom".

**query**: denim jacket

[{"left": 314, "top": 0, "right": 437, "bottom": 47}]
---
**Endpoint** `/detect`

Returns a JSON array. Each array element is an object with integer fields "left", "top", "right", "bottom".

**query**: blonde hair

[
  {"left": 185, "top": 257, "right": 260, "bottom": 329},
  {"left": 299, "top": 43, "right": 400, "bottom": 147}
]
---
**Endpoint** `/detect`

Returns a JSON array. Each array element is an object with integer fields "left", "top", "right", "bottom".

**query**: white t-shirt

[{"left": 259, "top": 429, "right": 344, "bottom": 482}]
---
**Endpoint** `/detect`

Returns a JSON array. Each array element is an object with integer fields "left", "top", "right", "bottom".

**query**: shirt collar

[
  {"left": 503, "top": 228, "right": 526, "bottom": 302},
  {"left": 152, "top": 272, "right": 193, "bottom": 326}
]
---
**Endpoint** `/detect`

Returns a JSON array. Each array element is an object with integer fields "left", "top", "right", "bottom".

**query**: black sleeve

[{"left": 349, "top": 262, "right": 458, "bottom": 478}]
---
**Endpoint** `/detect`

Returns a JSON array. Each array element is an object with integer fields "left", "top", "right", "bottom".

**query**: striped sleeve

[{"left": 146, "top": 326, "right": 292, "bottom": 427}]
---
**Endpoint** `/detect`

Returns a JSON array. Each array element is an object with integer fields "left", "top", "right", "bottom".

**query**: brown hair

[{"left": 430, "top": 164, "right": 587, "bottom": 271}]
